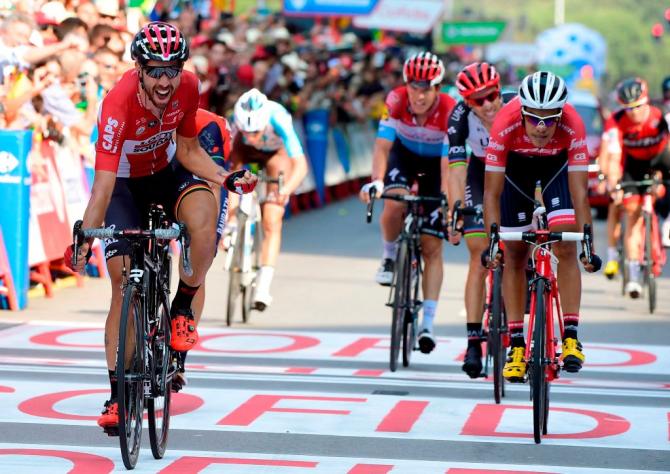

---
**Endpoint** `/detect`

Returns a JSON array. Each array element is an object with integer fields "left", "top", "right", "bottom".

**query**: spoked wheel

[
  {"left": 242, "top": 219, "right": 262, "bottom": 324},
  {"left": 390, "top": 241, "right": 409, "bottom": 372},
  {"left": 619, "top": 219, "right": 628, "bottom": 296},
  {"left": 645, "top": 214, "right": 656, "bottom": 314},
  {"left": 148, "top": 295, "right": 172, "bottom": 460},
  {"left": 490, "top": 267, "right": 506, "bottom": 404},
  {"left": 117, "top": 284, "right": 145, "bottom": 469},
  {"left": 542, "top": 380, "right": 550, "bottom": 435},
  {"left": 226, "top": 214, "right": 246, "bottom": 326},
  {"left": 530, "top": 279, "right": 547, "bottom": 444},
  {"left": 402, "top": 311, "right": 416, "bottom": 368}
]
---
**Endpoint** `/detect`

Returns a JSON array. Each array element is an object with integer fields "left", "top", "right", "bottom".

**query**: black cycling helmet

[
  {"left": 130, "top": 22, "right": 189, "bottom": 65},
  {"left": 616, "top": 77, "right": 648, "bottom": 107},
  {"left": 662, "top": 76, "right": 670, "bottom": 94}
]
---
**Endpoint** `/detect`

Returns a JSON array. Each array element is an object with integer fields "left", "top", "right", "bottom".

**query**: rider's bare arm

[
  {"left": 447, "top": 165, "right": 466, "bottom": 209},
  {"left": 568, "top": 170, "right": 593, "bottom": 231},
  {"left": 176, "top": 134, "right": 227, "bottom": 184},
  {"left": 371, "top": 138, "right": 393, "bottom": 182},
  {"left": 284, "top": 154, "right": 308, "bottom": 196},
  {"left": 81, "top": 170, "right": 117, "bottom": 232},
  {"left": 440, "top": 158, "right": 450, "bottom": 198},
  {"left": 483, "top": 171, "right": 504, "bottom": 233}
]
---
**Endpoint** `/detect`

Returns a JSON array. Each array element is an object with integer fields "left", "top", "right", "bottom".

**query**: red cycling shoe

[
  {"left": 97, "top": 399, "right": 118, "bottom": 430},
  {"left": 171, "top": 309, "right": 199, "bottom": 351}
]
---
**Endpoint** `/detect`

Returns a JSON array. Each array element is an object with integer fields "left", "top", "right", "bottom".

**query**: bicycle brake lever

[{"left": 366, "top": 188, "right": 377, "bottom": 223}]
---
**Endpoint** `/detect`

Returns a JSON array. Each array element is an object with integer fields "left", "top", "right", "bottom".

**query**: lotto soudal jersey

[
  {"left": 484, "top": 98, "right": 589, "bottom": 173},
  {"left": 94, "top": 69, "right": 199, "bottom": 178},
  {"left": 377, "top": 86, "right": 456, "bottom": 158},
  {"left": 603, "top": 106, "right": 669, "bottom": 161}
]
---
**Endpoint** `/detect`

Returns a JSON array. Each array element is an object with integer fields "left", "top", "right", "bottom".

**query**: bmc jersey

[
  {"left": 195, "top": 108, "right": 231, "bottom": 168},
  {"left": 95, "top": 69, "right": 200, "bottom": 178},
  {"left": 377, "top": 86, "right": 456, "bottom": 158},
  {"left": 238, "top": 101, "right": 304, "bottom": 159},
  {"left": 485, "top": 98, "right": 589, "bottom": 173},
  {"left": 447, "top": 92, "right": 516, "bottom": 167},
  {"left": 603, "top": 106, "right": 669, "bottom": 161}
]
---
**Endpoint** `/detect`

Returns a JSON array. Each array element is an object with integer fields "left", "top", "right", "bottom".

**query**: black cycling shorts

[
  {"left": 500, "top": 151, "right": 574, "bottom": 231},
  {"left": 622, "top": 148, "right": 670, "bottom": 196},
  {"left": 103, "top": 161, "right": 212, "bottom": 260},
  {"left": 383, "top": 140, "right": 444, "bottom": 238}
]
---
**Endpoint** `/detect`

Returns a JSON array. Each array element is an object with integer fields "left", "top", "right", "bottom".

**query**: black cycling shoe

[
  {"left": 462, "top": 345, "right": 483, "bottom": 378},
  {"left": 418, "top": 329, "right": 436, "bottom": 354}
]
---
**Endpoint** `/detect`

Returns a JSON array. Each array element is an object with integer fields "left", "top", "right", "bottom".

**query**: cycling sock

[
  {"left": 421, "top": 299, "right": 437, "bottom": 331},
  {"left": 628, "top": 261, "right": 641, "bottom": 282},
  {"left": 563, "top": 313, "right": 579, "bottom": 340},
  {"left": 171, "top": 280, "right": 200, "bottom": 313},
  {"left": 508, "top": 320, "right": 525, "bottom": 348},
  {"left": 179, "top": 351, "right": 187, "bottom": 368},
  {"left": 256, "top": 266, "right": 275, "bottom": 294},
  {"left": 109, "top": 369, "right": 118, "bottom": 400},
  {"left": 466, "top": 323, "right": 483, "bottom": 348},
  {"left": 382, "top": 239, "right": 398, "bottom": 260},
  {"left": 607, "top": 247, "right": 618, "bottom": 263}
]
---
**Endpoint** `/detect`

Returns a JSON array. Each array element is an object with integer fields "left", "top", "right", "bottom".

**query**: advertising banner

[
  {"left": 0, "top": 130, "right": 32, "bottom": 309},
  {"left": 284, "top": 0, "right": 377, "bottom": 17}
]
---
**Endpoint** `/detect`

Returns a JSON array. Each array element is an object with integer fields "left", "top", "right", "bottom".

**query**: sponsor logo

[
  {"left": 487, "top": 139, "right": 505, "bottom": 151},
  {"left": 573, "top": 152, "right": 587, "bottom": 162},
  {"left": 0, "top": 151, "right": 19, "bottom": 174},
  {"left": 449, "top": 145, "right": 465, "bottom": 154},
  {"left": 430, "top": 208, "right": 441, "bottom": 226},
  {"left": 172, "top": 100, "right": 179, "bottom": 109},
  {"left": 132, "top": 131, "right": 173, "bottom": 153},
  {"left": 486, "top": 153, "right": 498, "bottom": 163},
  {"left": 498, "top": 123, "right": 517, "bottom": 137},
  {"left": 447, "top": 126, "right": 457, "bottom": 135},
  {"left": 622, "top": 135, "right": 665, "bottom": 147},
  {"left": 569, "top": 138, "right": 586, "bottom": 150},
  {"left": 136, "top": 126, "right": 146, "bottom": 135},
  {"left": 388, "top": 168, "right": 400, "bottom": 182},
  {"left": 102, "top": 117, "right": 119, "bottom": 152},
  {"left": 518, "top": 212, "right": 526, "bottom": 222},
  {"left": 105, "top": 249, "right": 118, "bottom": 259},
  {"left": 551, "top": 196, "right": 560, "bottom": 207},
  {"left": 450, "top": 105, "right": 464, "bottom": 122},
  {"left": 129, "top": 268, "right": 144, "bottom": 283}
]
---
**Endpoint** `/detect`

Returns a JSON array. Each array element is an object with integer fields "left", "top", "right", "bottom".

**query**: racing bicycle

[{"left": 72, "top": 205, "right": 191, "bottom": 469}]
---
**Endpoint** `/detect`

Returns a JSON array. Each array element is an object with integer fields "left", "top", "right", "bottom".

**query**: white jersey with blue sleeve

[{"left": 241, "top": 101, "right": 304, "bottom": 159}]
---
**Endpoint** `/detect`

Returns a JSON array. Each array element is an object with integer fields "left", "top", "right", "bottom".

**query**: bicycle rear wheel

[
  {"left": 530, "top": 279, "right": 547, "bottom": 444},
  {"left": 226, "top": 213, "right": 246, "bottom": 326},
  {"left": 117, "top": 284, "right": 145, "bottom": 469},
  {"left": 390, "top": 240, "right": 410, "bottom": 372},
  {"left": 645, "top": 213, "right": 656, "bottom": 314},
  {"left": 148, "top": 293, "right": 172, "bottom": 459},
  {"left": 619, "top": 218, "right": 628, "bottom": 296},
  {"left": 489, "top": 267, "right": 506, "bottom": 404}
]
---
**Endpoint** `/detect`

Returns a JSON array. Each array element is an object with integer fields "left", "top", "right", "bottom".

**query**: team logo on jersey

[
  {"left": 381, "top": 105, "right": 389, "bottom": 121},
  {"left": 486, "top": 153, "right": 498, "bottom": 163},
  {"left": 573, "top": 152, "right": 587, "bottom": 162},
  {"left": 102, "top": 117, "right": 119, "bottom": 152},
  {"left": 136, "top": 126, "right": 146, "bottom": 135},
  {"left": 172, "top": 100, "right": 179, "bottom": 109},
  {"left": 569, "top": 138, "right": 586, "bottom": 150},
  {"left": 132, "top": 131, "right": 173, "bottom": 153}
]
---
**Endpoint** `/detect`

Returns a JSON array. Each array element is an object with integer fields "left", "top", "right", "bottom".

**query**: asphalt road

[{"left": 0, "top": 196, "right": 668, "bottom": 473}]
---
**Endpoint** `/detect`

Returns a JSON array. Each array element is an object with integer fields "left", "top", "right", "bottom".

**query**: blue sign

[
  {"left": 284, "top": 0, "right": 378, "bottom": 17},
  {"left": 0, "top": 130, "right": 32, "bottom": 309},
  {"left": 303, "top": 109, "right": 330, "bottom": 205}
]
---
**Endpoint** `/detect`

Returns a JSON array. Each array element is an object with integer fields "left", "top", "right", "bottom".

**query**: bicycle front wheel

[
  {"left": 489, "top": 267, "right": 506, "bottom": 404},
  {"left": 226, "top": 213, "right": 247, "bottom": 326},
  {"left": 243, "top": 218, "right": 262, "bottom": 323},
  {"left": 117, "top": 284, "right": 145, "bottom": 469},
  {"left": 530, "top": 279, "right": 547, "bottom": 444},
  {"left": 619, "top": 218, "right": 628, "bottom": 296},
  {"left": 390, "top": 240, "right": 410, "bottom": 372},
  {"left": 644, "top": 213, "right": 656, "bottom": 314},
  {"left": 148, "top": 293, "right": 172, "bottom": 459}
]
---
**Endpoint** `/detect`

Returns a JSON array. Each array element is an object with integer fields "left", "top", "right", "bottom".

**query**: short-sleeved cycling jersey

[
  {"left": 238, "top": 101, "right": 304, "bottom": 159},
  {"left": 377, "top": 86, "right": 456, "bottom": 158},
  {"left": 484, "top": 98, "right": 589, "bottom": 231},
  {"left": 95, "top": 69, "right": 200, "bottom": 178},
  {"left": 604, "top": 106, "right": 669, "bottom": 161},
  {"left": 485, "top": 98, "right": 589, "bottom": 174}
]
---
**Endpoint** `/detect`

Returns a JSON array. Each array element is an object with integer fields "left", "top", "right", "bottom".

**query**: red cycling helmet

[
  {"left": 403, "top": 52, "right": 445, "bottom": 87},
  {"left": 131, "top": 22, "right": 189, "bottom": 65},
  {"left": 456, "top": 62, "right": 500, "bottom": 98}
]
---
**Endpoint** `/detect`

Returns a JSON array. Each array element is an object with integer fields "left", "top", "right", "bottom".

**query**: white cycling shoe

[
  {"left": 625, "top": 281, "right": 642, "bottom": 299},
  {"left": 662, "top": 218, "right": 670, "bottom": 248},
  {"left": 375, "top": 258, "right": 394, "bottom": 286},
  {"left": 253, "top": 289, "right": 273, "bottom": 312}
]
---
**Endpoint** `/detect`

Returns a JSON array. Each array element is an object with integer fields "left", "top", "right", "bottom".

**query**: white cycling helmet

[
  {"left": 518, "top": 71, "right": 568, "bottom": 109},
  {"left": 234, "top": 88, "right": 270, "bottom": 132}
]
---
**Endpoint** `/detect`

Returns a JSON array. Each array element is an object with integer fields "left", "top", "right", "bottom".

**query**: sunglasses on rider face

[
  {"left": 469, "top": 90, "right": 500, "bottom": 106},
  {"left": 142, "top": 65, "right": 182, "bottom": 79},
  {"left": 522, "top": 109, "right": 562, "bottom": 128}
]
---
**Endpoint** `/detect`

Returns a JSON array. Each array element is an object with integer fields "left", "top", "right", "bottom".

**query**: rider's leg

[
  {"left": 104, "top": 257, "right": 124, "bottom": 395},
  {"left": 417, "top": 234, "right": 443, "bottom": 354},
  {"left": 623, "top": 196, "right": 643, "bottom": 291},
  {"left": 605, "top": 201, "right": 621, "bottom": 276},
  {"left": 462, "top": 235, "right": 488, "bottom": 377},
  {"left": 502, "top": 241, "right": 530, "bottom": 347}
]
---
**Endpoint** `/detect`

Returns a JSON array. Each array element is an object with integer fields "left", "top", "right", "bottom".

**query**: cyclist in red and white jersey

[
  {"left": 483, "top": 71, "right": 601, "bottom": 381},
  {"left": 359, "top": 52, "right": 456, "bottom": 353},
  {"left": 64, "top": 22, "right": 257, "bottom": 431},
  {"left": 603, "top": 77, "right": 670, "bottom": 298}
]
